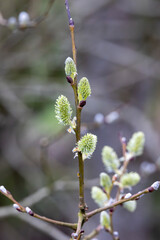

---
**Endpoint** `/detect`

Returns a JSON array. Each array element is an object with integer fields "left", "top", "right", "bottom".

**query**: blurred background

[{"left": 0, "top": 0, "right": 160, "bottom": 239}]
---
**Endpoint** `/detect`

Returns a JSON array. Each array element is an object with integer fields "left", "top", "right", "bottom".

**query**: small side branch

[
  {"left": 0, "top": 187, "right": 77, "bottom": 230},
  {"left": 83, "top": 225, "right": 103, "bottom": 240},
  {"left": 86, "top": 182, "right": 160, "bottom": 219}
]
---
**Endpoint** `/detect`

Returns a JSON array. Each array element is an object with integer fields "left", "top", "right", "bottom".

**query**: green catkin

[
  {"left": 55, "top": 95, "right": 72, "bottom": 126},
  {"left": 78, "top": 77, "right": 91, "bottom": 101}
]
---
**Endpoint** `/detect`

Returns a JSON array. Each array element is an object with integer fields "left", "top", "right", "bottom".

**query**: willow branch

[
  {"left": 83, "top": 225, "right": 103, "bottom": 240},
  {"left": 86, "top": 183, "right": 160, "bottom": 219},
  {"left": 0, "top": 188, "right": 77, "bottom": 230},
  {"left": 65, "top": 0, "right": 85, "bottom": 212},
  {"left": 116, "top": 138, "right": 129, "bottom": 200}
]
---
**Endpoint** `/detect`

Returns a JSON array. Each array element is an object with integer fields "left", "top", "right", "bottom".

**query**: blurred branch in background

[{"left": 0, "top": 0, "right": 55, "bottom": 30}]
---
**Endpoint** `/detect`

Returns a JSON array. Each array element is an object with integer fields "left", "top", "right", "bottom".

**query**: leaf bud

[
  {"left": 91, "top": 186, "right": 108, "bottom": 207},
  {"left": 123, "top": 200, "right": 137, "bottom": 212},
  {"left": 127, "top": 132, "right": 145, "bottom": 157},
  {"left": 120, "top": 172, "right": 140, "bottom": 188},
  {"left": 65, "top": 57, "right": 77, "bottom": 80},
  {"left": 79, "top": 100, "right": 86, "bottom": 108},
  {"left": 100, "top": 172, "right": 112, "bottom": 193},
  {"left": 26, "top": 207, "right": 34, "bottom": 216},
  {"left": 100, "top": 211, "right": 110, "bottom": 229},
  {"left": 66, "top": 76, "right": 73, "bottom": 85},
  {"left": 0, "top": 185, "right": 7, "bottom": 194},
  {"left": 102, "top": 146, "right": 120, "bottom": 173},
  {"left": 13, "top": 204, "right": 21, "bottom": 212},
  {"left": 151, "top": 181, "right": 160, "bottom": 191},
  {"left": 124, "top": 193, "right": 132, "bottom": 199}
]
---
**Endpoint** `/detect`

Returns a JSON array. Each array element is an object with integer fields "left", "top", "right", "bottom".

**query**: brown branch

[
  {"left": 0, "top": 187, "right": 77, "bottom": 230},
  {"left": 65, "top": 0, "right": 85, "bottom": 214},
  {"left": 86, "top": 182, "right": 160, "bottom": 219},
  {"left": 65, "top": 2, "right": 86, "bottom": 239},
  {"left": 83, "top": 225, "right": 103, "bottom": 240}
]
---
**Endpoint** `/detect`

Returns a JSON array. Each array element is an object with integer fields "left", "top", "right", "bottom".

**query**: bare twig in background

[
  {"left": 83, "top": 225, "right": 103, "bottom": 240},
  {"left": 0, "top": 187, "right": 77, "bottom": 230},
  {"left": 19, "top": 214, "right": 69, "bottom": 240},
  {"left": 0, "top": 178, "right": 99, "bottom": 219},
  {"left": 0, "top": 0, "right": 55, "bottom": 30}
]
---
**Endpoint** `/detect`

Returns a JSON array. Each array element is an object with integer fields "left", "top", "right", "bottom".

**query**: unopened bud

[
  {"left": 113, "top": 231, "right": 119, "bottom": 240},
  {"left": 112, "top": 175, "right": 118, "bottom": 183},
  {"left": 18, "top": 11, "right": 30, "bottom": 27},
  {"left": 13, "top": 204, "right": 21, "bottom": 212},
  {"left": 94, "top": 113, "right": 104, "bottom": 125},
  {"left": 79, "top": 100, "right": 86, "bottom": 108},
  {"left": 8, "top": 17, "right": 17, "bottom": 29},
  {"left": 124, "top": 193, "right": 132, "bottom": 199},
  {"left": 0, "top": 185, "right": 7, "bottom": 194},
  {"left": 26, "top": 207, "right": 34, "bottom": 216},
  {"left": 109, "top": 208, "right": 115, "bottom": 213},
  {"left": 151, "top": 181, "right": 160, "bottom": 191},
  {"left": 66, "top": 76, "right": 73, "bottom": 84},
  {"left": 71, "top": 233, "right": 78, "bottom": 239},
  {"left": 69, "top": 18, "right": 74, "bottom": 26},
  {"left": 121, "top": 137, "right": 126, "bottom": 144}
]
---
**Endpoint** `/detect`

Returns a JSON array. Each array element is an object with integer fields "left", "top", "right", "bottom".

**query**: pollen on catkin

[
  {"left": 77, "top": 133, "right": 97, "bottom": 160},
  {"left": 55, "top": 95, "right": 72, "bottom": 126}
]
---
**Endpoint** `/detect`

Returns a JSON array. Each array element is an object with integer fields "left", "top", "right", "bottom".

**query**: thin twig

[
  {"left": 86, "top": 183, "right": 160, "bottom": 219},
  {"left": 83, "top": 225, "right": 103, "bottom": 240},
  {"left": 0, "top": 0, "right": 55, "bottom": 30},
  {"left": 19, "top": 214, "right": 69, "bottom": 240},
  {"left": 0, "top": 188, "right": 77, "bottom": 230},
  {"left": 34, "top": 0, "right": 55, "bottom": 25},
  {"left": 116, "top": 138, "right": 129, "bottom": 200}
]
